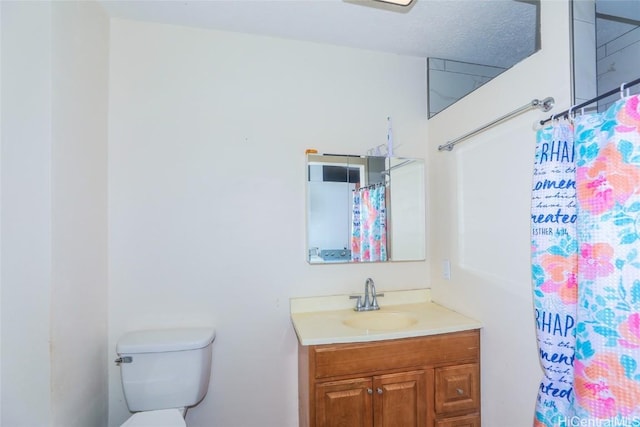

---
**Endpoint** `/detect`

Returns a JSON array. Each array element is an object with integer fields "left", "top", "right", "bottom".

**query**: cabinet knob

[
  {"left": 367, "top": 388, "right": 373, "bottom": 395},
  {"left": 377, "top": 388, "right": 383, "bottom": 394},
  {"left": 456, "top": 388, "right": 464, "bottom": 395}
]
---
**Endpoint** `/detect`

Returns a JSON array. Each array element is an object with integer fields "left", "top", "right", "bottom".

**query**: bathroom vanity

[{"left": 290, "top": 290, "right": 482, "bottom": 427}]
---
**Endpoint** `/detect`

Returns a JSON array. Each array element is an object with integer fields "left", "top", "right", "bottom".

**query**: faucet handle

[
  {"left": 349, "top": 295, "right": 363, "bottom": 311},
  {"left": 371, "top": 292, "right": 384, "bottom": 310}
]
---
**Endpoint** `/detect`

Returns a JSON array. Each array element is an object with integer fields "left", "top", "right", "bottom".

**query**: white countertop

[{"left": 290, "top": 289, "right": 482, "bottom": 346}]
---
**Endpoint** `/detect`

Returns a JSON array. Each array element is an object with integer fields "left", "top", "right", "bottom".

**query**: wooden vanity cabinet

[{"left": 298, "top": 329, "right": 480, "bottom": 427}]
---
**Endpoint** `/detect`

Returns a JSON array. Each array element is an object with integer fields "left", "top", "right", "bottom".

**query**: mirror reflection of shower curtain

[{"left": 351, "top": 185, "right": 388, "bottom": 262}]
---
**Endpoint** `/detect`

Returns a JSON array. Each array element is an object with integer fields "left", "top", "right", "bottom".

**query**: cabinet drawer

[
  {"left": 312, "top": 331, "right": 479, "bottom": 379},
  {"left": 434, "top": 363, "right": 479, "bottom": 415},
  {"left": 435, "top": 413, "right": 480, "bottom": 427}
]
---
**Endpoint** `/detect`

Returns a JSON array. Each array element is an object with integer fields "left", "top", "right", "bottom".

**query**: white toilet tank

[{"left": 116, "top": 327, "right": 216, "bottom": 412}]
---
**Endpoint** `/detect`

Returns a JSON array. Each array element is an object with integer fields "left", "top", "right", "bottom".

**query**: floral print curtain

[
  {"left": 532, "top": 94, "right": 640, "bottom": 426},
  {"left": 531, "top": 120, "right": 578, "bottom": 426},
  {"left": 573, "top": 95, "right": 640, "bottom": 423},
  {"left": 351, "top": 185, "right": 387, "bottom": 262}
]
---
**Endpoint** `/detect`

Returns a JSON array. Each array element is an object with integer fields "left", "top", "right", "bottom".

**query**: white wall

[
  {"left": 107, "top": 19, "right": 429, "bottom": 427},
  {"left": 50, "top": 2, "right": 110, "bottom": 426},
  {"left": 1, "top": 1, "right": 110, "bottom": 425},
  {"left": 1, "top": 3, "right": 53, "bottom": 424},
  {"left": 427, "top": 1, "right": 572, "bottom": 426}
]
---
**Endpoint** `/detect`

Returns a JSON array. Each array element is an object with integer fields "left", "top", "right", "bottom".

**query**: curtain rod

[
  {"left": 381, "top": 159, "right": 413, "bottom": 175},
  {"left": 540, "top": 77, "right": 640, "bottom": 126},
  {"left": 438, "top": 97, "right": 555, "bottom": 152}
]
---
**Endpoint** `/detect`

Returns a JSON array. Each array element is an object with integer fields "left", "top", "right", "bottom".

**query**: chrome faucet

[{"left": 350, "top": 278, "right": 384, "bottom": 311}]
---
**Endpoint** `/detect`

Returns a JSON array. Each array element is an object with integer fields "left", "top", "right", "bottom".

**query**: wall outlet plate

[{"left": 442, "top": 259, "right": 451, "bottom": 280}]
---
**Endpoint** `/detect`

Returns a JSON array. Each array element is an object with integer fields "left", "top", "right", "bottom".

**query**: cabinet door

[
  {"left": 373, "top": 370, "right": 427, "bottom": 427},
  {"left": 315, "top": 377, "right": 373, "bottom": 427},
  {"left": 434, "top": 364, "right": 479, "bottom": 416},
  {"left": 435, "top": 414, "right": 480, "bottom": 427}
]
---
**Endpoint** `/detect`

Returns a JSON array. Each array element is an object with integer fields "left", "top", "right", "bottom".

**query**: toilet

[{"left": 115, "top": 327, "right": 216, "bottom": 427}]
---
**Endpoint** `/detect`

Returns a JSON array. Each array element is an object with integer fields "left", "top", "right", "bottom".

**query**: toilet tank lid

[{"left": 117, "top": 327, "right": 216, "bottom": 354}]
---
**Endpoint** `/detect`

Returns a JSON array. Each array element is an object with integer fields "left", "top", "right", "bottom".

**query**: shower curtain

[
  {"left": 351, "top": 185, "right": 387, "bottom": 262},
  {"left": 531, "top": 120, "right": 577, "bottom": 426},
  {"left": 532, "top": 94, "right": 640, "bottom": 426}
]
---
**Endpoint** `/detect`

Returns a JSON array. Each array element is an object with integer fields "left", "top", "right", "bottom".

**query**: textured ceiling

[{"left": 99, "top": 0, "right": 538, "bottom": 69}]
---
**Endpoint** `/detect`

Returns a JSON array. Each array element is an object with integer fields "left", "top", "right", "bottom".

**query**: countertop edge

[{"left": 295, "top": 323, "right": 482, "bottom": 346}]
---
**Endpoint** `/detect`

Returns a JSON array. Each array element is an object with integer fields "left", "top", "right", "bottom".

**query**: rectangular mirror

[{"left": 306, "top": 153, "right": 425, "bottom": 264}]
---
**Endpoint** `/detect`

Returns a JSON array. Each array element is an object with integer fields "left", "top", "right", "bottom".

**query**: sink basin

[{"left": 342, "top": 311, "right": 418, "bottom": 331}]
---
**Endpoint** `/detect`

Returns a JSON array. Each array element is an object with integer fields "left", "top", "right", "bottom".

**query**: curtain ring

[
  {"left": 567, "top": 105, "right": 577, "bottom": 123},
  {"left": 620, "top": 82, "right": 629, "bottom": 99}
]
